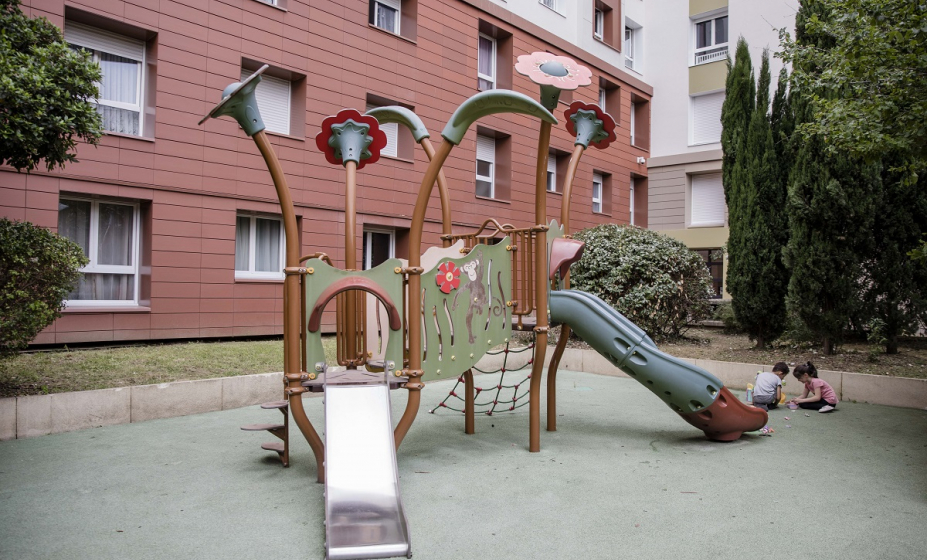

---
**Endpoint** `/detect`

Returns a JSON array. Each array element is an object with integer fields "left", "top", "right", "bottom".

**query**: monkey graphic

[{"left": 452, "top": 255, "right": 488, "bottom": 344}]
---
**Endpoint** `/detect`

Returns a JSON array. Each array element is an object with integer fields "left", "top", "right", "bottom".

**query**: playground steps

[{"left": 240, "top": 400, "right": 289, "bottom": 467}]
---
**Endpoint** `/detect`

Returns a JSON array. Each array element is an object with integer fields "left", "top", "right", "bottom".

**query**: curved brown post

[
  {"left": 420, "top": 138, "right": 453, "bottom": 238},
  {"left": 394, "top": 140, "right": 455, "bottom": 449},
  {"left": 546, "top": 143, "right": 585, "bottom": 432},
  {"left": 528, "top": 121, "right": 552, "bottom": 453},
  {"left": 254, "top": 131, "right": 325, "bottom": 483},
  {"left": 308, "top": 277, "right": 402, "bottom": 332}
]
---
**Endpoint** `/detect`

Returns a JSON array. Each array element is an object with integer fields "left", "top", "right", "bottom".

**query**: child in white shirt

[{"left": 752, "top": 362, "right": 789, "bottom": 411}]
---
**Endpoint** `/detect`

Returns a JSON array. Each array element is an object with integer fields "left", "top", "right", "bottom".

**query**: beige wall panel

[
  {"left": 689, "top": 60, "right": 728, "bottom": 94},
  {"left": 690, "top": 0, "right": 728, "bottom": 17}
]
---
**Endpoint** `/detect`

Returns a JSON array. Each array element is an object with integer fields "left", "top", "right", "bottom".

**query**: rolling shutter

[
  {"left": 242, "top": 69, "right": 290, "bottom": 135},
  {"left": 691, "top": 92, "right": 724, "bottom": 145},
  {"left": 691, "top": 172, "right": 725, "bottom": 226}
]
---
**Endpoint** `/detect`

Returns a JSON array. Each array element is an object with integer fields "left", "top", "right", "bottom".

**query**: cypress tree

[
  {"left": 726, "top": 50, "right": 789, "bottom": 348},
  {"left": 784, "top": 0, "right": 879, "bottom": 355}
]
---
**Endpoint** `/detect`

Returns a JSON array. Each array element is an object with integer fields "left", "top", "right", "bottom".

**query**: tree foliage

[
  {"left": 0, "top": 0, "right": 102, "bottom": 172},
  {"left": 779, "top": 0, "right": 927, "bottom": 168},
  {"left": 722, "top": 42, "right": 790, "bottom": 348},
  {"left": 0, "top": 218, "right": 87, "bottom": 358},
  {"left": 570, "top": 224, "right": 714, "bottom": 341}
]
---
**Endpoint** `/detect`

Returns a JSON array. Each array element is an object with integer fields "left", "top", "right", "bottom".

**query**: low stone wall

[{"left": 1, "top": 351, "right": 925, "bottom": 441}]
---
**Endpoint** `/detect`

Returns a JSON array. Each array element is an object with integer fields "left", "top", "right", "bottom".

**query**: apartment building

[
  {"left": 1, "top": 0, "right": 651, "bottom": 344},
  {"left": 644, "top": 0, "right": 794, "bottom": 298}
]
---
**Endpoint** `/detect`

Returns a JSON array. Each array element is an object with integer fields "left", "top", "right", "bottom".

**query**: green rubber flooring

[{"left": 2, "top": 370, "right": 926, "bottom": 560}]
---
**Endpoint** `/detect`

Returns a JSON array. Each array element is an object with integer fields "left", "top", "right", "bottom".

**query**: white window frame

[
  {"left": 363, "top": 228, "right": 396, "bottom": 270},
  {"left": 64, "top": 22, "right": 145, "bottom": 137},
  {"left": 624, "top": 26, "right": 635, "bottom": 69},
  {"left": 690, "top": 91, "right": 725, "bottom": 146},
  {"left": 478, "top": 33, "right": 497, "bottom": 91},
  {"left": 592, "top": 173, "right": 603, "bottom": 213},
  {"left": 372, "top": 0, "right": 401, "bottom": 34},
  {"left": 594, "top": 8, "right": 604, "bottom": 40},
  {"left": 689, "top": 172, "right": 726, "bottom": 227},
  {"left": 241, "top": 68, "right": 291, "bottom": 136},
  {"left": 476, "top": 134, "right": 495, "bottom": 199},
  {"left": 599, "top": 87, "right": 607, "bottom": 111},
  {"left": 235, "top": 214, "right": 286, "bottom": 280},
  {"left": 539, "top": 0, "right": 562, "bottom": 14},
  {"left": 60, "top": 197, "right": 141, "bottom": 307},
  {"left": 692, "top": 12, "right": 729, "bottom": 66},
  {"left": 546, "top": 152, "right": 557, "bottom": 193}
]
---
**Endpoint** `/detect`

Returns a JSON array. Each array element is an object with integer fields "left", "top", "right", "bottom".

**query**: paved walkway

[{"left": 2, "top": 370, "right": 926, "bottom": 560}]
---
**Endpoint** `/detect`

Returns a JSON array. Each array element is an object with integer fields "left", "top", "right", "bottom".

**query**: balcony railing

[{"left": 693, "top": 46, "right": 728, "bottom": 66}]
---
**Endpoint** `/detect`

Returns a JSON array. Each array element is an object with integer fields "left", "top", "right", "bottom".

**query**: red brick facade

[{"left": 1, "top": 0, "right": 651, "bottom": 344}]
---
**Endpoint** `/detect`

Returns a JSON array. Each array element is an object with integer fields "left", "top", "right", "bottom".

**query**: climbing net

[{"left": 430, "top": 338, "right": 535, "bottom": 416}]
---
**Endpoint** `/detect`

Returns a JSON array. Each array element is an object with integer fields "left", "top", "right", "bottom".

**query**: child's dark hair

[
  {"left": 793, "top": 361, "right": 818, "bottom": 379},
  {"left": 772, "top": 362, "right": 789, "bottom": 375}
]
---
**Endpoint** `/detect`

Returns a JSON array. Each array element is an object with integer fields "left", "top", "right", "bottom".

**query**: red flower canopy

[
  {"left": 514, "top": 52, "right": 593, "bottom": 91},
  {"left": 315, "top": 108, "right": 387, "bottom": 170},
  {"left": 563, "top": 101, "right": 617, "bottom": 150}
]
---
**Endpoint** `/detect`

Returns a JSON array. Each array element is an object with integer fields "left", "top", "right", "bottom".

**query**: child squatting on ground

[
  {"left": 752, "top": 362, "right": 789, "bottom": 411},
  {"left": 790, "top": 362, "right": 838, "bottom": 413}
]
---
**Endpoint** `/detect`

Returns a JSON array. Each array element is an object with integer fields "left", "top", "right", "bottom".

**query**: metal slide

[
  {"left": 324, "top": 381, "right": 411, "bottom": 560},
  {"left": 549, "top": 290, "right": 767, "bottom": 441}
]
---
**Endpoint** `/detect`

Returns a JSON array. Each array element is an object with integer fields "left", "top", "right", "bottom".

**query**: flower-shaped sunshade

[
  {"left": 564, "top": 101, "right": 617, "bottom": 150},
  {"left": 514, "top": 52, "right": 593, "bottom": 91},
  {"left": 315, "top": 109, "right": 387, "bottom": 170}
]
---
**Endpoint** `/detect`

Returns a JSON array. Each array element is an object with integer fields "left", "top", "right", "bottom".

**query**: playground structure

[{"left": 200, "top": 53, "right": 767, "bottom": 560}]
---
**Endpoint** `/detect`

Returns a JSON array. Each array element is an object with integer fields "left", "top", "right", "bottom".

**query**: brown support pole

[
  {"left": 529, "top": 121, "right": 552, "bottom": 453},
  {"left": 463, "top": 369, "right": 476, "bottom": 434},
  {"left": 344, "top": 160, "right": 358, "bottom": 366},
  {"left": 253, "top": 131, "right": 325, "bottom": 483},
  {"left": 546, "top": 143, "right": 586, "bottom": 432},
  {"left": 420, "top": 138, "right": 454, "bottom": 238},
  {"left": 394, "top": 140, "right": 455, "bottom": 449}
]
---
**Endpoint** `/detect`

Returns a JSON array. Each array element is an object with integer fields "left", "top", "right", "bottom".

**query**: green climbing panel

[
  {"left": 421, "top": 240, "right": 514, "bottom": 382},
  {"left": 302, "top": 258, "right": 406, "bottom": 375}
]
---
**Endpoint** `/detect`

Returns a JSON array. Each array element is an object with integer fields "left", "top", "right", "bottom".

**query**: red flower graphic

[
  {"left": 564, "top": 101, "right": 617, "bottom": 150},
  {"left": 315, "top": 108, "right": 387, "bottom": 170},
  {"left": 436, "top": 261, "right": 461, "bottom": 294}
]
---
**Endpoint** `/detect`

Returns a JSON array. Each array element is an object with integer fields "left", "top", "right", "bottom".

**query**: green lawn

[{"left": 0, "top": 338, "right": 336, "bottom": 398}]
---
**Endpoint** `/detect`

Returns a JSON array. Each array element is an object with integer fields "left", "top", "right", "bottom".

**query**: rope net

[{"left": 429, "top": 338, "right": 535, "bottom": 416}]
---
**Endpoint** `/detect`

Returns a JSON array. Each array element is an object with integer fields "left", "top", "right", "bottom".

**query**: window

[
  {"left": 624, "top": 27, "right": 635, "bottom": 69},
  {"left": 235, "top": 215, "right": 285, "bottom": 280},
  {"left": 546, "top": 152, "right": 558, "bottom": 193},
  {"left": 241, "top": 68, "right": 290, "bottom": 136},
  {"left": 58, "top": 197, "right": 140, "bottom": 306},
  {"left": 592, "top": 173, "right": 603, "bottom": 213},
  {"left": 371, "top": 0, "right": 401, "bottom": 34},
  {"left": 366, "top": 103, "right": 398, "bottom": 158},
  {"left": 693, "top": 13, "right": 728, "bottom": 65},
  {"left": 363, "top": 229, "right": 396, "bottom": 270},
  {"left": 478, "top": 34, "right": 497, "bottom": 91},
  {"left": 594, "top": 8, "right": 604, "bottom": 40},
  {"left": 476, "top": 134, "right": 495, "bottom": 199},
  {"left": 540, "top": 0, "right": 561, "bottom": 13},
  {"left": 629, "top": 177, "right": 637, "bottom": 225},
  {"left": 691, "top": 92, "right": 725, "bottom": 145},
  {"left": 690, "top": 172, "right": 725, "bottom": 227},
  {"left": 65, "top": 22, "right": 146, "bottom": 137},
  {"left": 630, "top": 101, "right": 636, "bottom": 146},
  {"left": 696, "top": 249, "right": 724, "bottom": 298}
]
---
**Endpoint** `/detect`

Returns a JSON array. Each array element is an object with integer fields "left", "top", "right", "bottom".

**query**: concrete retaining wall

[{"left": 1, "top": 352, "right": 924, "bottom": 440}]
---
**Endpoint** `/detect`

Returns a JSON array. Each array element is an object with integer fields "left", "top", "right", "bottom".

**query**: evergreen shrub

[
  {"left": 0, "top": 218, "right": 87, "bottom": 358},
  {"left": 571, "top": 224, "right": 713, "bottom": 341}
]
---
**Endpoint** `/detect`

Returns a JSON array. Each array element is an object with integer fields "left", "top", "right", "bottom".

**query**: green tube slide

[{"left": 549, "top": 290, "right": 767, "bottom": 441}]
